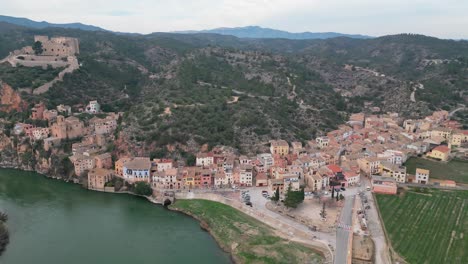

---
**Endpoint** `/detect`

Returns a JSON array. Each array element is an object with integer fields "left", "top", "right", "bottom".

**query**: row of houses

[{"left": 79, "top": 108, "right": 463, "bottom": 195}]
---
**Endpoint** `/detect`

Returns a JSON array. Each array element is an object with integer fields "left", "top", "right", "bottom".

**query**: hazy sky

[{"left": 2, "top": 0, "right": 468, "bottom": 38}]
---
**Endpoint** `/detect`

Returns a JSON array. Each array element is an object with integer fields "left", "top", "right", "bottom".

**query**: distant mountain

[
  {"left": 174, "top": 26, "right": 372, "bottom": 39},
  {"left": 0, "top": 15, "right": 106, "bottom": 31}
]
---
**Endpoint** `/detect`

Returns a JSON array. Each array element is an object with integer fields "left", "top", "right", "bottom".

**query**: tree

[
  {"left": 186, "top": 153, "right": 196, "bottom": 166},
  {"left": 33, "top": 41, "right": 43, "bottom": 55},
  {"left": 320, "top": 202, "right": 327, "bottom": 219},
  {"left": 134, "top": 182, "right": 153, "bottom": 196},
  {"left": 284, "top": 184, "right": 305, "bottom": 208},
  {"left": 271, "top": 187, "right": 280, "bottom": 202}
]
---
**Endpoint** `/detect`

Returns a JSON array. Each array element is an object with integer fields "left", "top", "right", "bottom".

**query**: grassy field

[
  {"left": 170, "top": 199, "right": 323, "bottom": 264},
  {"left": 405, "top": 157, "right": 468, "bottom": 184},
  {"left": 376, "top": 189, "right": 468, "bottom": 264}
]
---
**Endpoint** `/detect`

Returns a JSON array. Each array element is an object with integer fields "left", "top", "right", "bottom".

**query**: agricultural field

[
  {"left": 376, "top": 189, "right": 468, "bottom": 264},
  {"left": 170, "top": 199, "right": 323, "bottom": 264},
  {"left": 405, "top": 157, "right": 468, "bottom": 184}
]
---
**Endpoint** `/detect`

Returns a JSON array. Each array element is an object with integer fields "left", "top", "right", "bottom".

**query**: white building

[
  {"left": 239, "top": 164, "right": 253, "bottom": 187},
  {"left": 415, "top": 168, "right": 430, "bottom": 184},
  {"left": 196, "top": 152, "right": 214, "bottom": 167},
  {"left": 153, "top": 159, "right": 173, "bottom": 172},
  {"left": 86, "top": 100, "right": 101, "bottom": 114},
  {"left": 123, "top": 157, "right": 151, "bottom": 182},
  {"left": 30, "top": 127, "right": 50, "bottom": 140},
  {"left": 257, "top": 153, "right": 274, "bottom": 170},
  {"left": 316, "top": 137, "right": 330, "bottom": 149}
]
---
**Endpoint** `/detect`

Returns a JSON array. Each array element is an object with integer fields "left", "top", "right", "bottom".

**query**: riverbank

[
  {"left": 0, "top": 167, "right": 323, "bottom": 263},
  {"left": 0, "top": 169, "right": 231, "bottom": 263},
  {"left": 169, "top": 199, "right": 324, "bottom": 264}
]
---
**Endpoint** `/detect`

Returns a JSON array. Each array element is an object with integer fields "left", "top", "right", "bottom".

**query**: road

[
  {"left": 244, "top": 187, "right": 336, "bottom": 260},
  {"left": 449, "top": 106, "right": 466, "bottom": 117},
  {"left": 361, "top": 178, "right": 392, "bottom": 264},
  {"left": 334, "top": 195, "right": 355, "bottom": 264}
]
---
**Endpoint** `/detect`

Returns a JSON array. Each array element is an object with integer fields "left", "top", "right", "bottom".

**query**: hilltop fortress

[
  {"left": 31, "top": 35, "right": 80, "bottom": 57},
  {"left": 2, "top": 35, "right": 80, "bottom": 69},
  {"left": 0, "top": 35, "right": 80, "bottom": 94}
]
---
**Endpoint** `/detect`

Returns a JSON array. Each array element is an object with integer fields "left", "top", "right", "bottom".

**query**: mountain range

[
  {"left": 0, "top": 16, "right": 466, "bottom": 156},
  {"left": 0, "top": 15, "right": 371, "bottom": 40},
  {"left": 0, "top": 15, "right": 106, "bottom": 31},
  {"left": 174, "top": 26, "right": 372, "bottom": 39}
]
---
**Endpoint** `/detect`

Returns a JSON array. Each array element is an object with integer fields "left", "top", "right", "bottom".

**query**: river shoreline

[
  {"left": 0, "top": 168, "right": 232, "bottom": 263},
  {"left": 0, "top": 167, "right": 323, "bottom": 263},
  {"left": 0, "top": 167, "right": 236, "bottom": 262},
  {"left": 167, "top": 206, "right": 238, "bottom": 264}
]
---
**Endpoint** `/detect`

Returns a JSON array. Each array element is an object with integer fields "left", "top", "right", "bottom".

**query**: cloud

[
  {"left": 1, "top": 0, "right": 467, "bottom": 38},
  {"left": 107, "top": 10, "right": 134, "bottom": 17}
]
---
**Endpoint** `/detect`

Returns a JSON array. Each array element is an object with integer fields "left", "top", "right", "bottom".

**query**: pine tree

[
  {"left": 271, "top": 187, "right": 280, "bottom": 202},
  {"left": 320, "top": 202, "right": 327, "bottom": 219}
]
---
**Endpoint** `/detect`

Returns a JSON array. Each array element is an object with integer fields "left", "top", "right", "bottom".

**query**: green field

[
  {"left": 170, "top": 199, "right": 323, "bottom": 264},
  {"left": 405, "top": 157, "right": 468, "bottom": 184},
  {"left": 376, "top": 189, "right": 468, "bottom": 264}
]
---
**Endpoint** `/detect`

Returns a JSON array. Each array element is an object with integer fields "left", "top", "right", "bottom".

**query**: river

[{"left": 0, "top": 169, "right": 231, "bottom": 264}]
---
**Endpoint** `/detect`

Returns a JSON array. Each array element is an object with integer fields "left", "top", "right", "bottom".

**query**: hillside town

[{"left": 5, "top": 98, "right": 466, "bottom": 196}]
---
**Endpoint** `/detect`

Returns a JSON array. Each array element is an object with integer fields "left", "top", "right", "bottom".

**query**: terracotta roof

[
  {"left": 327, "top": 164, "right": 342, "bottom": 173},
  {"left": 433, "top": 145, "right": 450, "bottom": 153}
]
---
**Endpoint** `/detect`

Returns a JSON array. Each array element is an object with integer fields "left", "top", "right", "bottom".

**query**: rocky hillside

[{"left": 0, "top": 23, "right": 467, "bottom": 155}]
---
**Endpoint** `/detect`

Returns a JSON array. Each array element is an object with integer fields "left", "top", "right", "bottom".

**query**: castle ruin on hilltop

[
  {"left": 30, "top": 35, "right": 80, "bottom": 57},
  {"left": 0, "top": 35, "right": 81, "bottom": 94}
]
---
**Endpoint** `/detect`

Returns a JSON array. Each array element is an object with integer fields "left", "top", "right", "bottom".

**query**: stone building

[
  {"left": 69, "top": 154, "right": 95, "bottom": 176},
  {"left": 50, "top": 116, "right": 85, "bottom": 139},
  {"left": 94, "top": 153, "right": 113, "bottom": 169},
  {"left": 31, "top": 102, "right": 46, "bottom": 120},
  {"left": 270, "top": 140, "right": 289, "bottom": 156},
  {"left": 88, "top": 168, "right": 113, "bottom": 191},
  {"left": 34, "top": 35, "right": 79, "bottom": 57}
]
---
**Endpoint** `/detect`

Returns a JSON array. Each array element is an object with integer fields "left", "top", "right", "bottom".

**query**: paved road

[
  {"left": 361, "top": 178, "right": 392, "bottom": 264},
  {"left": 334, "top": 195, "right": 355, "bottom": 264},
  {"left": 246, "top": 187, "right": 336, "bottom": 241}
]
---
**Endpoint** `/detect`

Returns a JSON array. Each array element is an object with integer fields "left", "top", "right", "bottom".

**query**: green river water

[{"left": 0, "top": 169, "right": 231, "bottom": 264}]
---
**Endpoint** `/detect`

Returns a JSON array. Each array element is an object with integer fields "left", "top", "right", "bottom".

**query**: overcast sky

[{"left": 2, "top": 0, "right": 468, "bottom": 38}]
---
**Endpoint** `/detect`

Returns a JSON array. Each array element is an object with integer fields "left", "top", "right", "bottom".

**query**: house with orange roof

[{"left": 426, "top": 145, "right": 450, "bottom": 161}]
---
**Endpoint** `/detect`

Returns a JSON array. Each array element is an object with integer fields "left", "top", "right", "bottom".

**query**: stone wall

[{"left": 34, "top": 35, "right": 79, "bottom": 57}]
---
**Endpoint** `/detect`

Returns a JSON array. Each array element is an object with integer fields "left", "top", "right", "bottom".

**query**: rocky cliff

[{"left": 0, "top": 82, "right": 27, "bottom": 113}]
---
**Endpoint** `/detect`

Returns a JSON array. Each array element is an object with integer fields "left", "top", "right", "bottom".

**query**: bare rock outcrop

[{"left": 0, "top": 82, "right": 27, "bottom": 113}]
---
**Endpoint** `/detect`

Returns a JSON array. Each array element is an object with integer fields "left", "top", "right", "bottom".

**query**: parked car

[
  {"left": 246, "top": 201, "right": 252, "bottom": 207},
  {"left": 365, "top": 205, "right": 371, "bottom": 210},
  {"left": 340, "top": 187, "right": 346, "bottom": 191},
  {"left": 261, "top": 190, "right": 268, "bottom": 194}
]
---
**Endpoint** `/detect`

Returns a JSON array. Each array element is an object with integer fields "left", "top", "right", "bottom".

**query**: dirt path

[{"left": 227, "top": 96, "right": 239, "bottom": 104}]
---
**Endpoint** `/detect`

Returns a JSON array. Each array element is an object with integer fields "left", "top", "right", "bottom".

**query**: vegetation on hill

[
  {"left": 170, "top": 199, "right": 323, "bottom": 263},
  {"left": 376, "top": 189, "right": 468, "bottom": 264},
  {"left": 0, "top": 63, "right": 62, "bottom": 89},
  {"left": 0, "top": 24, "right": 467, "bottom": 154}
]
